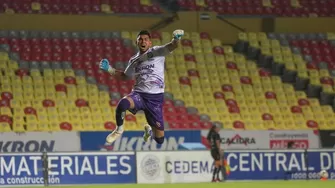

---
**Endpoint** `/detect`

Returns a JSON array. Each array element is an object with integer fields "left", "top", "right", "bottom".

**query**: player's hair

[{"left": 137, "top": 30, "right": 151, "bottom": 38}]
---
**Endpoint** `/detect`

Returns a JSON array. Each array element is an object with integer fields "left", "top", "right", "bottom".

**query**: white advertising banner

[
  {"left": 0, "top": 132, "right": 81, "bottom": 152},
  {"left": 201, "top": 130, "right": 320, "bottom": 149},
  {"left": 136, "top": 151, "right": 213, "bottom": 184}
]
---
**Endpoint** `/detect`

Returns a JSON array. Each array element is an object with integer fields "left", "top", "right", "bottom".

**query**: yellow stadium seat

[
  {"left": 238, "top": 32, "right": 248, "bottom": 41},
  {"left": 248, "top": 32, "right": 258, "bottom": 41},
  {"left": 0, "top": 60, "right": 7, "bottom": 69},
  {"left": 1, "top": 76, "right": 10, "bottom": 84},
  {"left": 319, "top": 69, "right": 330, "bottom": 77},
  {"left": 7, "top": 60, "right": 18, "bottom": 70},
  {"left": 215, "top": 54, "right": 225, "bottom": 63},
  {"left": 327, "top": 32, "right": 335, "bottom": 40},
  {"left": 290, "top": 0, "right": 301, "bottom": 7},
  {"left": 12, "top": 121, "right": 25, "bottom": 132},
  {"left": 121, "top": 31, "right": 131, "bottom": 39},
  {"left": 322, "top": 85, "right": 333, "bottom": 93},
  {"left": 31, "top": 2, "right": 41, "bottom": 10},
  {"left": 0, "top": 52, "right": 9, "bottom": 61},
  {"left": 29, "top": 69, "right": 40, "bottom": 77},
  {"left": 140, "top": 0, "right": 152, "bottom": 5},
  {"left": 47, "top": 121, "right": 58, "bottom": 131},
  {"left": 26, "top": 120, "right": 39, "bottom": 131},
  {"left": 308, "top": 98, "right": 320, "bottom": 106},
  {"left": 212, "top": 39, "right": 221, "bottom": 46},
  {"left": 93, "top": 120, "right": 105, "bottom": 131},
  {"left": 37, "top": 114, "right": 50, "bottom": 124},
  {"left": 1, "top": 107, "right": 12, "bottom": 116},
  {"left": 76, "top": 76, "right": 86, "bottom": 84},
  {"left": 195, "top": 0, "right": 206, "bottom": 7},
  {"left": 263, "top": 120, "right": 275, "bottom": 129},
  {"left": 321, "top": 106, "right": 333, "bottom": 114},
  {"left": 101, "top": 4, "right": 111, "bottom": 13},
  {"left": 0, "top": 122, "right": 12, "bottom": 132},
  {"left": 37, "top": 122, "right": 49, "bottom": 131},
  {"left": 82, "top": 121, "right": 94, "bottom": 131},
  {"left": 11, "top": 76, "right": 21, "bottom": 85},
  {"left": 1, "top": 83, "right": 11, "bottom": 92}
]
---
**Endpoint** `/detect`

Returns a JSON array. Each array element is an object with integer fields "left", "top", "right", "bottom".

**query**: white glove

[{"left": 172, "top": 29, "right": 184, "bottom": 41}]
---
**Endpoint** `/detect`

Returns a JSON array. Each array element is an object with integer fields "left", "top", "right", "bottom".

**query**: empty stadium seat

[
  {"left": 0, "top": 0, "right": 162, "bottom": 14},
  {"left": 234, "top": 31, "right": 335, "bottom": 130},
  {"left": 173, "top": 0, "right": 335, "bottom": 17}
]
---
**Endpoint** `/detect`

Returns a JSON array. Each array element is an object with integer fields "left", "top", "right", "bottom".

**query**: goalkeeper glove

[
  {"left": 172, "top": 29, "right": 184, "bottom": 41},
  {"left": 99, "top": 59, "right": 116, "bottom": 75}
]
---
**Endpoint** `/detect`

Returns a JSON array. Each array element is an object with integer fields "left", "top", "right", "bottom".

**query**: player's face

[
  {"left": 215, "top": 127, "right": 220, "bottom": 132},
  {"left": 136, "top": 34, "right": 152, "bottom": 53}
]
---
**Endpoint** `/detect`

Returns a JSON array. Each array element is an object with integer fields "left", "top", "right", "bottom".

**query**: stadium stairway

[{"left": 234, "top": 32, "right": 335, "bottom": 130}]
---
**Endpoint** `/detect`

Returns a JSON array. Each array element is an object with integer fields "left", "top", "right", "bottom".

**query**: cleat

[
  {"left": 106, "top": 129, "right": 123, "bottom": 144},
  {"left": 143, "top": 124, "right": 152, "bottom": 142}
]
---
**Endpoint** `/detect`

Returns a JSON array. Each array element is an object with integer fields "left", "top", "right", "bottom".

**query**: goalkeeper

[{"left": 100, "top": 29, "right": 184, "bottom": 145}]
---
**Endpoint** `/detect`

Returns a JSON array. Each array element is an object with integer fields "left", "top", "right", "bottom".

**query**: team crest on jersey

[
  {"left": 156, "top": 122, "right": 161, "bottom": 127},
  {"left": 147, "top": 52, "right": 154, "bottom": 58}
]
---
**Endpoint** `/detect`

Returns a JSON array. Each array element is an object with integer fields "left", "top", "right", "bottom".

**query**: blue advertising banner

[
  {"left": 136, "top": 150, "right": 335, "bottom": 183},
  {"left": 0, "top": 152, "right": 136, "bottom": 186},
  {"left": 80, "top": 130, "right": 201, "bottom": 151},
  {"left": 225, "top": 149, "right": 335, "bottom": 180}
]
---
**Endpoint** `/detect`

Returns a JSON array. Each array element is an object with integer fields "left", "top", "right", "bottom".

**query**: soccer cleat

[
  {"left": 106, "top": 129, "right": 124, "bottom": 144},
  {"left": 143, "top": 124, "right": 152, "bottom": 142}
]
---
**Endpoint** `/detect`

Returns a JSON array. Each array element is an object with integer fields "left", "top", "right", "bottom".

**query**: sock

[
  {"left": 115, "top": 98, "right": 130, "bottom": 130},
  {"left": 116, "top": 125, "right": 124, "bottom": 132},
  {"left": 212, "top": 167, "right": 218, "bottom": 180},
  {"left": 216, "top": 167, "right": 221, "bottom": 179},
  {"left": 154, "top": 137, "right": 164, "bottom": 144}
]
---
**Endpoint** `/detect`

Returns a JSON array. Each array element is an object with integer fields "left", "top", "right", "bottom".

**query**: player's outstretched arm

[
  {"left": 99, "top": 59, "right": 129, "bottom": 80},
  {"left": 165, "top": 29, "right": 184, "bottom": 52}
]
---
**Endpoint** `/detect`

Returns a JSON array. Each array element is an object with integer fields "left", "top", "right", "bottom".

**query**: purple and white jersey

[{"left": 124, "top": 45, "right": 169, "bottom": 94}]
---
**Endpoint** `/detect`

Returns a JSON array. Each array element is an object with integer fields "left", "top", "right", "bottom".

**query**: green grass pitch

[{"left": 29, "top": 180, "right": 335, "bottom": 188}]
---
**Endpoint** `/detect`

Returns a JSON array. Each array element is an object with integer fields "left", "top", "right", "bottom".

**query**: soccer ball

[{"left": 320, "top": 170, "right": 329, "bottom": 179}]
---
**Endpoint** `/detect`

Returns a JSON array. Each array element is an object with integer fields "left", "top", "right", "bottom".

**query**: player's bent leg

[
  {"left": 106, "top": 97, "right": 135, "bottom": 144},
  {"left": 143, "top": 106, "right": 164, "bottom": 143}
]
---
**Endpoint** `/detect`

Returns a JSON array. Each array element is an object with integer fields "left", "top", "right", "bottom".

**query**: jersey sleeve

[
  {"left": 124, "top": 58, "right": 136, "bottom": 77},
  {"left": 152, "top": 45, "right": 172, "bottom": 56}
]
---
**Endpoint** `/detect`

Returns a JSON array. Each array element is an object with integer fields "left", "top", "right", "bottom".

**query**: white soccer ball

[{"left": 320, "top": 170, "right": 329, "bottom": 179}]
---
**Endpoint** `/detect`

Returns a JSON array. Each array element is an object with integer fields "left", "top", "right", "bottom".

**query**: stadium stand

[
  {"left": 171, "top": 0, "right": 335, "bottom": 17},
  {"left": 0, "top": 0, "right": 162, "bottom": 14},
  {"left": 2, "top": 28, "right": 334, "bottom": 132},
  {"left": 0, "top": 0, "right": 335, "bottom": 132},
  {"left": 234, "top": 32, "right": 335, "bottom": 130}
]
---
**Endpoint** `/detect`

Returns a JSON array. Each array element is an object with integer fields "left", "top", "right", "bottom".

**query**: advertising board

[
  {"left": 201, "top": 130, "right": 320, "bottom": 149},
  {"left": 319, "top": 130, "right": 335, "bottom": 148},
  {"left": 0, "top": 132, "right": 81, "bottom": 152},
  {"left": 136, "top": 149, "right": 335, "bottom": 183},
  {"left": 80, "top": 130, "right": 201, "bottom": 151},
  {"left": 0, "top": 152, "right": 136, "bottom": 186}
]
